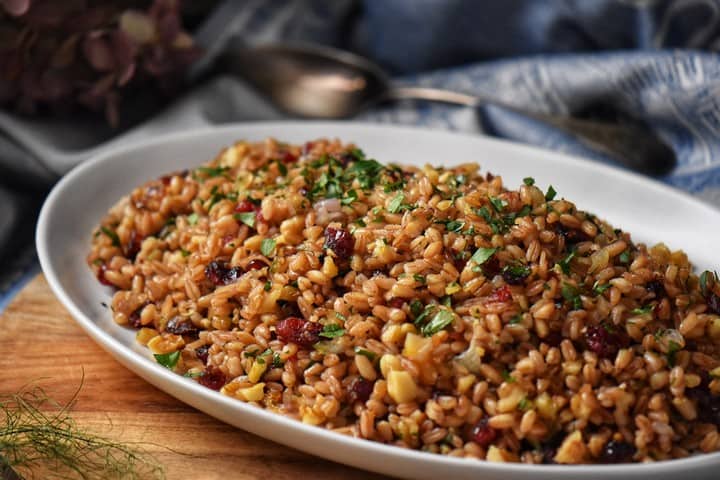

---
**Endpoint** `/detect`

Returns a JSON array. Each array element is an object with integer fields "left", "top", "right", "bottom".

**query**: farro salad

[{"left": 87, "top": 138, "right": 720, "bottom": 465}]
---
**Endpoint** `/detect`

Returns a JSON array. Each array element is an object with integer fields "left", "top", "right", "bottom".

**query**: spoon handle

[
  {"left": 388, "top": 87, "right": 477, "bottom": 106},
  {"left": 387, "top": 86, "right": 675, "bottom": 175}
]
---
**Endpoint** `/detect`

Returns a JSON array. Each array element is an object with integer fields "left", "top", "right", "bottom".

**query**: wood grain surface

[{"left": 0, "top": 275, "right": 390, "bottom": 480}]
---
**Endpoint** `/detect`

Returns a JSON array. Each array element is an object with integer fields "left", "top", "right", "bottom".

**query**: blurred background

[{"left": 2, "top": 0, "right": 720, "bottom": 307}]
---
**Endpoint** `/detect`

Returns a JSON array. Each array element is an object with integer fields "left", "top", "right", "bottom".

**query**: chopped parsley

[
  {"left": 264, "top": 280, "right": 272, "bottom": 292},
  {"left": 234, "top": 211, "right": 256, "bottom": 228},
  {"left": 180, "top": 248, "right": 191, "bottom": 257},
  {"left": 195, "top": 165, "right": 230, "bottom": 179},
  {"left": 557, "top": 250, "right": 576, "bottom": 275},
  {"left": 254, "top": 348, "right": 273, "bottom": 365},
  {"left": 489, "top": 196, "right": 508, "bottom": 212},
  {"left": 342, "top": 189, "right": 358, "bottom": 205},
  {"left": 183, "top": 371, "right": 204, "bottom": 378},
  {"left": 666, "top": 340, "right": 681, "bottom": 367},
  {"left": 154, "top": 351, "right": 180, "bottom": 369},
  {"left": 100, "top": 226, "right": 120, "bottom": 247},
  {"left": 413, "top": 304, "right": 434, "bottom": 327},
  {"left": 311, "top": 170, "right": 343, "bottom": 199},
  {"left": 410, "top": 299, "right": 424, "bottom": 317},
  {"left": 383, "top": 179, "right": 406, "bottom": 192},
  {"left": 700, "top": 270, "right": 717, "bottom": 297},
  {"left": 523, "top": 177, "right": 535, "bottom": 186},
  {"left": 320, "top": 323, "right": 345, "bottom": 339},
  {"left": 413, "top": 274, "right": 426, "bottom": 284},
  {"left": 244, "top": 348, "right": 261, "bottom": 358},
  {"left": 476, "top": 202, "right": 530, "bottom": 234},
  {"left": 387, "top": 192, "right": 413, "bottom": 213},
  {"left": 502, "top": 263, "right": 531, "bottom": 279},
  {"left": 354, "top": 347, "right": 377, "bottom": 361},
  {"left": 272, "top": 352, "right": 284, "bottom": 368},
  {"left": 335, "top": 312, "right": 347, "bottom": 321},
  {"left": 545, "top": 185, "right": 557, "bottom": 201},
  {"left": 618, "top": 250, "right": 631, "bottom": 264},
  {"left": 592, "top": 281, "right": 612, "bottom": 295},
  {"left": 445, "top": 220, "right": 465, "bottom": 233},
  {"left": 630, "top": 304, "right": 653, "bottom": 315},
  {"left": 561, "top": 282, "right": 583, "bottom": 310},
  {"left": 508, "top": 314, "right": 523, "bottom": 325},
  {"left": 420, "top": 307, "right": 456, "bottom": 337},
  {"left": 470, "top": 247, "right": 497, "bottom": 265},
  {"left": 502, "top": 370, "right": 517, "bottom": 383},
  {"left": 518, "top": 396, "right": 530, "bottom": 410},
  {"left": 187, "top": 213, "right": 199, "bottom": 225},
  {"left": 516, "top": 204, "right": 532, "bottom": 217},
  {"left": 344, "top": 157, "right": 385, "bottom": 190},
  {"left": 260, "top": 238, "right": 276, "bottom": 257}
]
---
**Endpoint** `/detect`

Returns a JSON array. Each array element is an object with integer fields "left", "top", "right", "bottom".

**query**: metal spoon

[{"left": 223, "top": 43, "right": 675, "bottom": 175}]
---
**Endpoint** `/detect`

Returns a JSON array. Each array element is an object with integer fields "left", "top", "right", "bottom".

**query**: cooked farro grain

[{"left": 88, "top": 137, "right": 720, "bottom": 464}]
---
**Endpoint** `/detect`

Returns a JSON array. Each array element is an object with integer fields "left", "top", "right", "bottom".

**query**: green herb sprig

[{"left": 0, "top": 379, "right": 165, "bottom": 480}]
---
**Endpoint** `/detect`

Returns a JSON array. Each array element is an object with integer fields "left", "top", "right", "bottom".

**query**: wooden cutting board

[{"left": 0, "top": 275, "right": 390, "bottom": 480}]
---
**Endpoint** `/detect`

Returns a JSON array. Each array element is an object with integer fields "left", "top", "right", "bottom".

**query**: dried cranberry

[
  {"left": 124, "top": 229, "right": 143, "bottom": 260},
  {"left": 585, "top": 324, "right": 627, "bottom": 359},
  {"left": 540, "top": 431, "right": 565, "bottom": 464},
  {"left": 96, "top": 264, "right": 114, "bottom": 287},
  {"left": 481, "top": 255, "right": 501, "bottom": 278},
  {"left": 453, "top": 257, "right": 467, "bottom": 272},
  {"left": 324, "top": 227, "right": 354, "bottom": 258},
  {"left": 599, "top": 440, "right": 636, "bottom": 463},
  {"left": 467, "top": 418, "right": 497, "bottom": 447},
  {"left": 165, "top": 316, "right": 198, "bottom": 335},
  {"left": 276, "top": 317, "right": 323, "bottom": 348},
  {"left": 708, "top": 292, "right": 720, "bottom": 315},
  {"left": 195, "top": 345, "right": 210, "bottom": 364},
  {"left": 234, "top": 200, "right": 256, "bottom": 213},
  {"left": 388, "top": 298, "right": 405, "bottom": 309},
  {"left": 488, "top": 285, "right": 513, "bottom": 303},
  {"left": 555, "top": 223, "right": 590, "bottom": 245},
  {"left": 281, "top": 151, "right": 298, "bottom": 163},
  {"left": 543, "top": 331, "right": 564, "bottom": 348},
  {"left": 246, "top": 259, "right": 268, "bottom": 270},
  {"left": 299, "top": 187, "right": 309, "bottom": 197},
  {"left": 688, "top": 383, "right": 720, "bottom": 426},
  {"left": 542, "top": 448, "right": 557, "bottom": 464},
  {"left": 199, "top": 366, "right": 226, "bottom": 390},
  {"left": 302, "top": 141, "right": 315, "bottom": 155},
  {"left": 127, "top": 305, "right": 144, "bottom": 329},
  {"left": 348, "top": 377, "right": 373, "bottom": 403},
  {"left": 279, "top": 300, "right": 302, "bottom": 319},
  {"left": 645, "top": 279, "right": 666, "bottom": 298},
  {"left": 204, "top": 260, "right": 243, "bottom": 286}
]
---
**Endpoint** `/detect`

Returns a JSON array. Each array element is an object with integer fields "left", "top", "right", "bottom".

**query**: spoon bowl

[{"left": 228, "top": 44, "right": 389, "bottom": 118}]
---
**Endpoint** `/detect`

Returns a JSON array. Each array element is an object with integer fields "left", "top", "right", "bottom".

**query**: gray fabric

[{"left": 0, "top": 77, "right": 283, "bottom": 183}]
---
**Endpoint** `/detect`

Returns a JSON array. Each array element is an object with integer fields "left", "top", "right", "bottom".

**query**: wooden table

[{"left": 0, "top": 275, "right": 390, "bottom": 479}]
